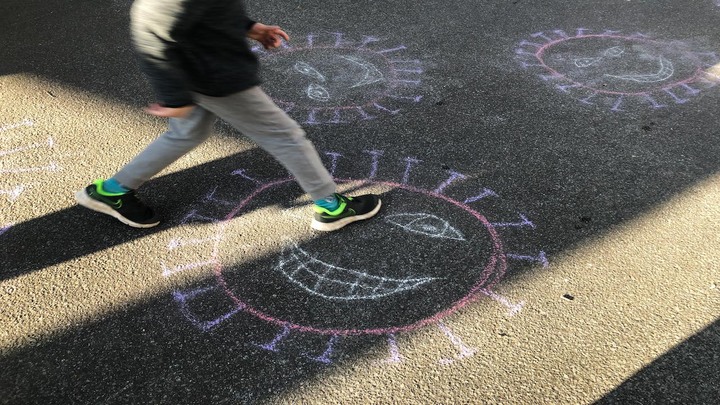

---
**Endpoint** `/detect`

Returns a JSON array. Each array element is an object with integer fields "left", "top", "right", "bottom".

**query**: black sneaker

[
  {"left": 311, "top": 193, "right": 381, "bottom": 231},
  {"left": 74, "top": 179, "right": 160, "bottom": 228}
]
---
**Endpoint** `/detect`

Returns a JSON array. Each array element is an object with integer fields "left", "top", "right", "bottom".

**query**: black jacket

[{"left": 130, "top": 0, "right": 259, "bottom": 107}]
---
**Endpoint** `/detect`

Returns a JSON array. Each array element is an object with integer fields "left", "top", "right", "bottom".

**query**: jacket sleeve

[{"left": 130, "top": 0, "right": 209, "bottom": 107}]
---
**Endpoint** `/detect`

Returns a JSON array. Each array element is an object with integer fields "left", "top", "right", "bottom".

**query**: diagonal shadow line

[
  {"left": 0, "top": 149, "right": 310, "bottom": 281},
  {"left": 0, "top": 220, "right": 501, "bottom": 404},
  {"left": 596, "top": 318, "right": 720, "bottom": 404}
]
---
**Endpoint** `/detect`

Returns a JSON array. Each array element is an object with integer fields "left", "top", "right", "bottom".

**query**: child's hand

[
  {"left": 247, "top": 22, "right": 290, "bottom": 49},
  {"left": 144, "top": 103, "right": 194, "bottom": 118}
]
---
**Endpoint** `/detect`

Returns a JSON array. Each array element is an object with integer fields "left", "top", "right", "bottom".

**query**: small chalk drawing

[
  {"left": 0, "top": 120, "right": 62, "bottom": 209},
  {"left": 253, "top": 32, "right": 423, "bottom": 125},
  {"left": 516, "top": 28, "right": 720, "bottom": 111},
  {"left": 160, "top": 150, "right": 547, "bottom": 366}
]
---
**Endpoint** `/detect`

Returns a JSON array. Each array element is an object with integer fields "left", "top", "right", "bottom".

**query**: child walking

[{"left": 75, "top": 0, "right": 381, "bottom": 231}]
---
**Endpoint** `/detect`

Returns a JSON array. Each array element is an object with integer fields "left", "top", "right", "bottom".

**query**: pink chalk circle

[{"left": 212, "top": 179, "right": 507, "bottom": 336}]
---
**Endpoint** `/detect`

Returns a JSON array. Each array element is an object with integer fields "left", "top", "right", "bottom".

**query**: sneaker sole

[
  {"left": 310, "top": 199, "right": 382, "bottom": 232},
  {"left": 74, "top": 189, "right": 160, "bottom": 229}
]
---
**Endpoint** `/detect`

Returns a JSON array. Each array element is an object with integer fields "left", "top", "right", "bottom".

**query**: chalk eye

[
  {"left": 604, "top": 46, "right": 625, "bottom": 57},
  {"left": 385, "top": 213, "right": 466, "bottom": 241},
  {"left": 306, "top": 84, "right": 330, "bottom": 101},
  {"left": 294, "top": 61, "right": 326, "bottom": 82}
]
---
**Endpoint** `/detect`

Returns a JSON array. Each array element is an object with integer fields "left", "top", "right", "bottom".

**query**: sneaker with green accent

[
  {"left": 311, "top": 193, "right": 381, "bottom": 231},
  {"left": 74, "top": 179, "right": 160, "bottom": 228}
]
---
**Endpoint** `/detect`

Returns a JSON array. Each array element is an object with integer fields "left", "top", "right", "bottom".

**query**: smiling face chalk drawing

[
  {"left": 159, "top": 150, "right": 547, "bottom": 366},
  {"left": 516, "top": 28, "right": 720, "bottom": 111},
  {"left": 253, "top": 32, "right": 424, "bottom": 125}
]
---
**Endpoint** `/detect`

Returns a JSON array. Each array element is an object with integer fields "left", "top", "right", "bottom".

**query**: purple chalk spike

[
  {"left": 325, "top": 152, "right": 343, "bottom": 175},
  {"left": 203, "top": 186, "right": 234, "bottom": 206},
  {"left": 387, "top": 334, "right": 402, "bottom": 363},
  {"left": 231, "top": 169, "right": 260, "bottom": 183},
  {"left": 401, "top": 157, "right": 422, "bottom": 184},
  {"left": 373, "top": 103, "right": 401, "bottom": 115},
  {"left": 611, "top": 95, "right": 625, "bottom": 112},
  {"left": 437, "top": 322, "right": 476, "bottom": 365},
  {"left": 328, "top": 109, "right": 344, "bottom": 124},
  {"left": 364, "top": 150, "right": 384, "bottom": 179},
  {"left": 555, "top": 83, "right": 582, "bottom": 93},
  {"left": 576, "top": 28, "right": 592, "bottom": 37},
  {"left": 434, "top": 170, "right": 468, "bottom": 194},
  {"left": 463, "top": 188, "right": 498, "bottom": 204},
  {"left": 629, "top": 32, "right": 650, "bottom": 38},
  {"left": 0, "top": 223, "right": 13, "bottom": 237},
  {"left": 180, "top": 209, "right": 220, "bottom": 225},
  {"left": 677, "top": 83, "right": 701, "bottom": 96},
  {"left": 173, "top": 287, "right": 243, "bottom": 332},
  {"left": 332, "top": 32, "right": 345, "bottom": 47},
  {"left": 515, "top": 48, "right": 537, "bottom": 56},
  {"left": 305, "top": 108, "right": 320, "bottom": 125},
  {"left": 359, "top": 35, "right": 381, "bottom": 48},
  {"left": 306, "top": 34, "right": 316, "bottom": 47},
  {"left": 553, "top": 30, "right": 569, "bottom": 38},
  {"left": 539, "top": 73, "right": 563, "bottom": 81},
  {"left": 662, "top": 88, "right": 689, "bottom": 104},
  {"left": 579, "top": 92, "right": 599, "bottom": 105},
  {"left": 491, "top": 213, "right": 535, "bottom": 229},
  {"left": 356, "top": 107, "right": 376, "bottom": 121},
  {"left": 257, "top": 325, "right": 291, "bottom": 352},
  {"left": 377, "top": 45, "right": 407, "bottom": 54},
  {"left": 530, "top": 32, "right": 553, "bottom": 42},
  {"left": 307, "top": 335, "right": 339, "bottom": 364},
  {"left": 506, "top": 251, "right": 549, "bottom": 268},
  {"left": 643, "top": 94, "right": 667, "bottom": 109},
  {"left": 518, "top": 40, "right": 544, "bottom": 49},
  {"left": 480, "top": 289, "right": 525, "bottom": 317}
]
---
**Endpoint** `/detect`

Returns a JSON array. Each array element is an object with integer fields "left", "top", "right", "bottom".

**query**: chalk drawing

[
  {"left": 438, "top": 322, "right": 477, "bottom": 365},
  {"left": 159, "top": 150, "right": 545, "bottom": 365},
  {"left": 0, "top": 119, "right": 33, "bottom": 133},
  {"left": 1, "top": 122, "right": 62, "bottom": 205},
  {"left": 253, "top": 32, "right": 423, "bottom": 124},
  {"left": 275, "top": 242, "right": 439, "bottom": 300},
  {"left": 385, "top": 213, "right": 466, "bottom": 241},
  {"left": 0, "top": 223, "right": 14, "bottom": 237},
  {"left": 516, "top": 28, "right": 720, "bottom": 111}
]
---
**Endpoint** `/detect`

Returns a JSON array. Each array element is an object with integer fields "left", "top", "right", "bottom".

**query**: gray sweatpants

[{"left": 113, "top": 86, "right": 337, "bottom": 200}]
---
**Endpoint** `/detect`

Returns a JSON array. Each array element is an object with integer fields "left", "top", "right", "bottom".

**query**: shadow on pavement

[{"left": 597, "top": 318, "right": 720, "bottom": 404}]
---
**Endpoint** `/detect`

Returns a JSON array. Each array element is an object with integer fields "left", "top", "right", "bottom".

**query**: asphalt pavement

[{"left": 0, "top": 0, "right": 718, "bottom": 404}]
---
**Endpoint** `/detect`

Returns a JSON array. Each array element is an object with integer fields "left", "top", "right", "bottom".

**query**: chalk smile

[
  {"left": 604, "top": 56, "right": 675, "bottom": 83},
  {"left": 275, "top": 243, "right": 439, "bottom": 300}
]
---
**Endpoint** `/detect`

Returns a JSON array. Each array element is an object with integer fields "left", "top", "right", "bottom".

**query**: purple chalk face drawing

[
  {"left": 161, "top": 151, "right": 546, "bottom": 365},
  {"left": 516, "top": 29, "right": 720, "bottom": 111},
  {"left": 252, "top": 32, "right": 423, "bottom": 124}
]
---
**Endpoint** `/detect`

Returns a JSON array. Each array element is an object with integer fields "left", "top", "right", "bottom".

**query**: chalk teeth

[{"left": 275, "top": 243, "right": 437, "bottom": 300}]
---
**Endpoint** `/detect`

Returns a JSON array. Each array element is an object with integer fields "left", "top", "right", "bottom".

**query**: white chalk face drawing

[
  {"left": 215, "top": 181, "right": 499, "bottom": 331},
  {"left": 542, "top": 38, "right": 692, "bottom": 93},
  {"left": 516, "top": 29, "right": 720, "bottom": 111},
  {"left": 253, "top": 33, "right": 423, "bottom": 124},
  {"left": 160, "top": 152, "right": 546, "bottom": 364}
]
